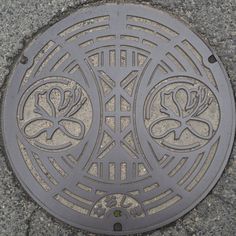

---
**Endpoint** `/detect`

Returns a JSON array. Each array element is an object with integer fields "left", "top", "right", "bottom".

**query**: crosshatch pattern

[{"left": 2, "top": 4, "right": 235, "bottom": 235}]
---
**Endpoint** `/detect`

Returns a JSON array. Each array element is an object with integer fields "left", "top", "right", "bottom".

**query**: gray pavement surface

[{"left": 0, "top": 0, "right": 236, "bottom": 235}]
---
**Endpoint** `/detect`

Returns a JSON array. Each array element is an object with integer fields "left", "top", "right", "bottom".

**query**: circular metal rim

[{"left": 1, "top": 3, "right": 235, "bottom": 235}]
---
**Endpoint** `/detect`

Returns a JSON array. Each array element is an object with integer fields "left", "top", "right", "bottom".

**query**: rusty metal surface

[{"left": 2, "top": 3, "right": 235, "bottom": 235}]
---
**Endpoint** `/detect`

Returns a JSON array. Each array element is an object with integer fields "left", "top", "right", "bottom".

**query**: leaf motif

[
  {"left": 23, "top": 118, "right": 53, "bottom": 139},
  {"left": 149, "top": 118, "right": 181, "bottom": 139},
  {"left": 173, "top": 88, "right": 189, "bottom": 117},
  {"left": 187, "top": 117, "right": 213, "bottom": 140},
  {"left": 47, "top": 87, "right": 67, "bottom": 117},
  {"left": 59, "top": 117, "right": 85, "bottom": 140}
]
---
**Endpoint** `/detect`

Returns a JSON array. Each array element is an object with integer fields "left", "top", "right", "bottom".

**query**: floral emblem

[
  {"left": 22, "top": 86, "right": 87, "bottom": 141},
  {"left": 104, "top": 195, "right": 118, "bottom": 208},
  {"left": 149, "top": 86, "right": 214, "bottom": 141},
  {"left": 93, "top": 204, "right": 106, "bottom": 218},
  {"left": 130, "top": 206, "right": 143, "bottom": 217}
]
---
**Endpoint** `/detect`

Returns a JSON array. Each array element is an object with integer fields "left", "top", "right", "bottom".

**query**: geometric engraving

[
  {"left": 2, "top": 4, "right": 235, "bottom": 235},
  {"left": 85, "top": 50, "right": 150, "bottom": 183}
]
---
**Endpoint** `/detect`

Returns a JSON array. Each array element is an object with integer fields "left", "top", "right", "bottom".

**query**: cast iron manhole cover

[{"left": 2, "top": 3, "right": 235, "bottom": 235}]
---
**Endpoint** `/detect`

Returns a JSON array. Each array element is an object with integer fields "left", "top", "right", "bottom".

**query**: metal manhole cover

[{"left": 2, "top": 3, "right": 235, "bottom": 235}]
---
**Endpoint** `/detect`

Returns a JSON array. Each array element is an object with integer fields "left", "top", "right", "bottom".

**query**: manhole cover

[{"left": 2, "top": 3, "right": 235, "bottom": 235}]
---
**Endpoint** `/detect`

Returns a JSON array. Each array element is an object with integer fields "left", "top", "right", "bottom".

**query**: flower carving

[
  {"left": 22, "top": 86, "right": 87, "bottom": 141},
  {"left": 149, "top": 86, "right": 214, "bottom": 141}
]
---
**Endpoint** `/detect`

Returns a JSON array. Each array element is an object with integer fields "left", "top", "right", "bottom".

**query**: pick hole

[
  {"left": 208, "top": 55, "right": 217, "bottom": 64},
  {"left": 20, "top": 55, "right": 28, "bottom": 64}
]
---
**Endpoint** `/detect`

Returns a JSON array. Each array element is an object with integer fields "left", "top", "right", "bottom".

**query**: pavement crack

[
  {"left": 25, "top": 207, "right": 39, "bottom": 236},
  {"left": 212, "top": 193, "right": 236, "bottom": 211}
]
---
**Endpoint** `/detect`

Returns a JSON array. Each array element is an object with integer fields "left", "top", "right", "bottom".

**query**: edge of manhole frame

[{"left": 1, "top": 2, "right": 235, "bottom": 235}]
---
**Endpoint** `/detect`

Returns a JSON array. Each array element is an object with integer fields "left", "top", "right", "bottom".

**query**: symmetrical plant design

[
  {"left": 22, "top": 86, "right": 87, "bottom": 140},
  {"left": 149, "top": 86, "right": 214, "bottom": 141}
]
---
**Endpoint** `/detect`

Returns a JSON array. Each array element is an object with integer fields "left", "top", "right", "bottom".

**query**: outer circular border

[{"left": 1, "top": 3, "right": 235, "bottom": 235}]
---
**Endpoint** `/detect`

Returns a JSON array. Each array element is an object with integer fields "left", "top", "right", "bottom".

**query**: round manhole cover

[{"left": 2, "top": 3, "right": 235, "bottom": 235}]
